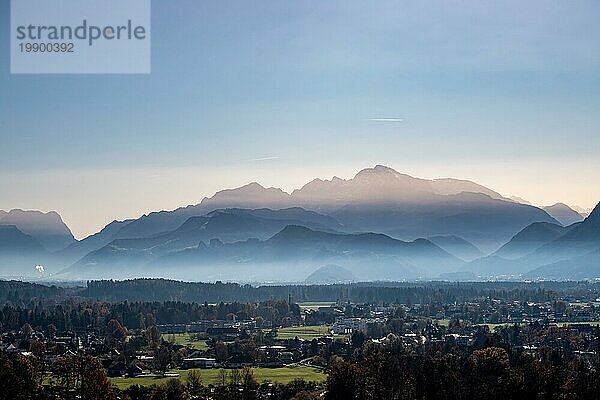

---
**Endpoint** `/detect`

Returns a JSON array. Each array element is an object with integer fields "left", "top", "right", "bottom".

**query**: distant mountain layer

[
  {"left": 466, "top": 202, "right": 600, "bottom": 279},
  {"left": 542, "top": 203, "right": 584, "bottom": 226},
  {"left": 0, "top": 225, "right": 45, "bottom": 253},
  {"left": 55, "top": 207, "right": 343, "bottom": 266},
  {"left": 59, "top": 225, "right": 464, "bottom": 282},
  {"left": 58, "top": 219, "right": 134, "bottom": 263},
  {"left": 494, "top": 222, "right": 572, "bottom": 260},
  {"left": 0, "top": 225, "right": 49, "bottom": 277},
  {"left": 524, "top": 249, "right": 600, "bottom": 280},
  {"left": 305, "top": 265, "right": 358, "bottom": 284},
  {"left": 427, "top": 235, "right": 484, "bottom": 262},
  {"left": 0, "top": 209, "right": 75, "bottom": 251}
]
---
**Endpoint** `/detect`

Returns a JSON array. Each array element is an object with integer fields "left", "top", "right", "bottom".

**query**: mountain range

[
  {"left": 0, "top": 209, "right": 75, "bottom": 251},
  {"left": 466, "top": 203, "right": 600, "bottom": 280},
  {"left": 542, "top": 203, "right": 585, "bottom": 226},
  {"left": 60, "top": 225, "right": 464, "bottom": 281},
  {"left": 1, "top": 165, "right": 596, "bottom": 282},
  {"left": 64, "top": 165, "right": 559, "bottom": 252}
]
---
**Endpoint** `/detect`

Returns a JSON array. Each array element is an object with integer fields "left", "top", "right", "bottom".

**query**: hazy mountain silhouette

[
  {"left": 330, "top": 191, "right": 557, "bottom": 252},
  {"left": 87, "top": 165, "right": 556, "bottom": 251},
  {"left": 0, "top": 225, "right": 45, "bottom": 253},
  {"left": 572, "top": 205, "right": 592, "bottom": 218},
  {"left": 305, "top": 265, "right": 358, "bottom": 284},
  {"left": 58, "top": 219, "right": 135, "bottom": 263},
  {"left": 291, "top": 165, "right": 508, "bottom": 212},
  {"left": 509, "top": 196, "right": 531, "bottom": 205},
  {"left": 108, "top": 183, "right": 295, "bottom": 240},
  {"left": 524, "top": 249, "right": 600, "bottom": 280},
  {"left": 494, "top": 222, "right": 573, "bottom": 260},
  {"left": 0, "top": 225, "right": 49, "bottom": 277},
  {"left": 88, "top": 208, "right": 344, "bottom": 258},
  {"left": 542, "top": 203, "right": 584, "bottom": 226},
  {"left": 199, "top": 182, "right": 292, "bottom": 210},
  {"left": 60, "top": 225, "right": 464, "bottom": 282},
  {"left": 0, "top": 209, "right": 75, "bottom": 251},
  {"left": 427, "top": 235, "right": 484, "bottom": 262},
  {"left": 466, "top": 202, "right": 600, "bottom": 278},
  {"left": 4, "top": 165, "right": 591, "bottom": 281}
]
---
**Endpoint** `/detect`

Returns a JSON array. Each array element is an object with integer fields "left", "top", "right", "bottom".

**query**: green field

[
  {"left": 298, "top": 302, "right": 336, "bottom": 311},
  {"left": 161, "top": 333, "right": 209, "bottom": 350},
  {"left": 110, "top": 366, "right": 326, "bottom": 389},
  {"left": 275, "top": 325, "right": 331, "bottom": 340}
]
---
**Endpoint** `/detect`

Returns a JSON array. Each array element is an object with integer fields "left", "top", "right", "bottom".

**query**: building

[{"left": 182, "top": 357, "right": 216, "bottom": 369}]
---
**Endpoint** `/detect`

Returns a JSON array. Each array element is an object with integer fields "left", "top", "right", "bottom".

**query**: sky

[{"left": 1, "top": 0, "right": 599, "bottom": 239}]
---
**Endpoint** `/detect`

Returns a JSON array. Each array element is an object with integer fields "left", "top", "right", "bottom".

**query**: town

[{"left": 1, "top": 279, "right": 600, "bottom": 399}]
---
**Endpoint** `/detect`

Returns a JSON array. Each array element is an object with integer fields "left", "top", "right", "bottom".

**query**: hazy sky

[{"left": 1, "top": 1, "right": 599, "bottom": 238}]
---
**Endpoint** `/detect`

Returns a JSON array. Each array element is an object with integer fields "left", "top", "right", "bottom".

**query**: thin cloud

[{"left": 368, "top": 118, "right": 404, "bottom": 122}]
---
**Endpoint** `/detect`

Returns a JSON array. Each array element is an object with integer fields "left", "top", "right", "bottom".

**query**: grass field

[
  {"left": 298, "top": 302, "right": 336, "bottom": 311},
  {"left": 275, "top": 325, "right": 331, "bottom": 340},
  {"left": 161, "top": 333, "right": 209, "bottom": 350},
  {"left": 110, "top": 366, "right": 326, "bottom": 389}
]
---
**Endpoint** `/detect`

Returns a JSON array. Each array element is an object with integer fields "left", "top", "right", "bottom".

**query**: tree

[
  {"left": 47, "top": 323, "right": 57, "bottom": 338},
  {"left": 147, "top": 325, "right": 162, "bottom": 347},
  {"left": 229, "top": 368, "right": 241, "bottom": 386},
  {"left": 186, "top": 369, "right": 203, "bottom": 396},
  {"left": 106, "top": 319, "right": 128, "bottom": 348},
  {"left": 81, "top": 356, "right": 115, "bottom": 400},
  {"left": 214, "top": 341, "right": 228, "bottom": 363},
  {"left": 163, "top": 378, "right": 188, "bottom": 400},
  {"left": 217, "top": 369, "right": 228, "bottom": 387},
  {"left": 325, "top": 359, "right": 365, "bottom": 400},
  {"left": 0, "top": 352, "right": 40, "bottom": 400},
  {"left": 469, "top": 347, "right": 510, "bottom": 399},
  {"left": 21, "top": 323, "right": 33, "bottom": 336},
  {"left": 29, "top": 339, "right": 46, "bottom": 358},
  {"left": 351, "top": 331, "right": 365, "bottom": 349},
  {"left": 241, "top": 367, "right": 258, "bottom": 400},
  {"left": 53, "top": 355, "right": 81, "bottom": 390},
  {"left": 154, "top": 345, "right": 173, "bottom": 375}
]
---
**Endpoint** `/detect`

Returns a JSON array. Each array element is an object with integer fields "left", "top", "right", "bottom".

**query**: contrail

[
  {"left": 368, "top": 118, "right": 404, "bottom": 122},
  {"left": 249, "top": 156, "right": 281, "bottom": 162}
]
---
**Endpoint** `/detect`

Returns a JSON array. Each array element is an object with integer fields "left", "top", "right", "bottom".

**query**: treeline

[
  {"left": 83, "top": 279, "right": 597, "bottom": 304},
  {"left": 0, "top": 280, "right": 80, "bottom": 303},
  {"left": 0, "top": 300, "right": 300, "bottom": 332},
  {"left": 2, "top": 279, "right": 599, "bottom": 305}
]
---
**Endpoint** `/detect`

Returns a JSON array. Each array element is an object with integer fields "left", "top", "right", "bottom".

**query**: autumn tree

[
  {"left": 81, "top": 356, "right": 115, "bottom": 400},
  {"left": 0, "top": 352, "right": 40, "bottom": 400}
]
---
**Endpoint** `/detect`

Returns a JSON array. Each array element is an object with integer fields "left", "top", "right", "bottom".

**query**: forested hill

[
  {"left": 0, "top": 280, "right": 80, "bottom": 303},
  {"left": 84, "top": 279, "right": 593, "bottom": 304},
  {"left": 2, "top": 279, "right": 598, "bottom": 305}
]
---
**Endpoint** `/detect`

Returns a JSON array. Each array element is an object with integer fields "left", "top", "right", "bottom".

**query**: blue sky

[{"left": 1, "top": 0, "right": 599, "bottom": 237}]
